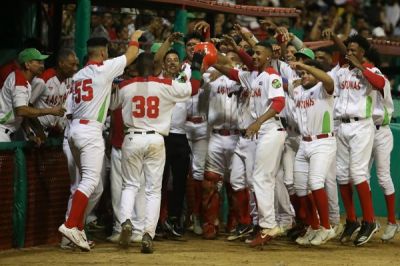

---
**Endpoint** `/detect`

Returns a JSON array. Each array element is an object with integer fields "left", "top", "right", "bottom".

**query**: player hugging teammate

[{"left": 43, "top": 18, "right": 398, "bottom": 253}]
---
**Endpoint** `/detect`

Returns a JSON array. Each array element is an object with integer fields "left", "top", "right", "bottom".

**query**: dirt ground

[{"left": 1, "top": 219, "right": 400, "bottom": 266}]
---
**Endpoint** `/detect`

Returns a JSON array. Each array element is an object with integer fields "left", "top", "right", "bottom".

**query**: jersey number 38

[
  {"left": 73, "top": 79, "right": 93, "bottom": 103},
  {"left": 132, "top": 96, "right": 160, "bottom": 118}
]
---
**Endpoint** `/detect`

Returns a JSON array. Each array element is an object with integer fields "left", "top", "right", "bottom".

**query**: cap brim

[{"left": 37, "top": 54, "right": 49, "bottom": 60}]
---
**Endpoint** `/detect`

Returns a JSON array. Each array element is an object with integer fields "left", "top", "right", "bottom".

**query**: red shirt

[
  {"left": 111, "top": 108, "right": 124, "bottom": 148},
  {"left": 0, "top": 60, "right": 19, "bottom": 88}
]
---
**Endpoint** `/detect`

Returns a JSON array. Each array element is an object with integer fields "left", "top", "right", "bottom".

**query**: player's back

[
  {"left": 119, "top": 76, "right": 192, "bottom": 136},
  {"left": 71, "top": 56, "right": 126, "bottom": 123}
]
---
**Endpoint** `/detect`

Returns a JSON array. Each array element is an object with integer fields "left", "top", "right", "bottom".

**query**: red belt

[
  {"left": 212, "top": 129, "right": 239, "bottom": 136},
  {"left": 79, "top": 119, "right": 90, "bottom": 124},
  {"left": 302, "top": 133, "right": 334, "bottom": 142},
  {"left": 186, "top": 116, "right": 205, "bottom": 124}
]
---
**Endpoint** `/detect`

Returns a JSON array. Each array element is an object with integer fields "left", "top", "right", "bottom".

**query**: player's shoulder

[
  {"left": 13, "top": 68, "right": 29, "bottom": 87},
  {"left": 39, "top": 68, "right": 57, "bottom": 83},
  {"left": 264, "top": 67, "right": 280, "bottom": 76},
  {"left": 119, "top": 76, "right": 173, "bottom": 90}
]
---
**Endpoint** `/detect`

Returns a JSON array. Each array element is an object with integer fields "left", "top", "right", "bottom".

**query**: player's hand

[
  {"left": 245, "top": 121, "right": 262, "bottom": 140},
  {"left": 345, "top": 54, "right": 363, "bottom": 69},
  {"left": 194, "top": 21, "right": 210, "bottom": 33},
  {"left": 131, "top": 30, "right": 144, "bottom": 41},
  {"left": 51, "top": 106, "right": 66, "bottom": 117},
  {"left": 259, "top": 18, "right": 277, "bottom": 32},
  {"left": 167, "top": 32, "right": 184, "bottom": 43},
  {"left": 222, "top": 35, "right": 239, "bottom": 52},
  {"left": 321, "top": 28, "right": 334, "bottom": 40},
  {"left": 292, "top": 79, "right": 302, "bottom": 88},
  {"left": 28, "top": 134, "right": 45, "bottom": 147},
  {"left": 209, "top": 70, "right": 222, "bottom": 82},
  {"left": 274, "top": 27, "right": 290, "bottom": 44}
]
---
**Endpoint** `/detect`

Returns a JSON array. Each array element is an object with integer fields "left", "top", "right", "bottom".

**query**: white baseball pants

[
  {"left": 336, "top": 119, "right": 374, "bottom": 185},
  {"left": 119, "top": 133, "right": 165, "bottom": 238},
  {"left": 252, "top": 123, "right": 286, "bottom": 229}
]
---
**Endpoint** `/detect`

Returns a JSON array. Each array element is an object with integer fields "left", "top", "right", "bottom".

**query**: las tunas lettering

[
  {"left": 340, "top": 80, "right": 361, "bottom": 90},
  {"left": 44, "top": 94, "right": 67, "bottom": 106},
  {"left": 296, "top": 98, "right": 315, "bottom": 108}
]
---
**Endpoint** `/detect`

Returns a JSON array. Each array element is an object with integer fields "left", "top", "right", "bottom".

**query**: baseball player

[
  {"left": 0, "top": 48, "right": 65, "bottom": 142},
  {"left": 116, "top": 51, "right": 203, "bottom": 254},
  {"left": 334, "top": 34, "right": 384, "bottom": 246},
  {"left": 287, "top": 60, "right": 336, "bottom": 246},
  {"left": 365, "top": 48, "right": 398, "bottom": 241},
  {"left": 29, "top": 48, "right": 78, "bottom": 137},
  {"left": 183, "top": 32, "right": 209, "bottom": 235},
  {"left": 201, "top": 59, "right": 240, "bottom": 240},
  {"left": 58, "top": 31, "right": 142, "bottom": 251},
  {"left": 213, "top": 41, "right": 286, "bottom": 247}
]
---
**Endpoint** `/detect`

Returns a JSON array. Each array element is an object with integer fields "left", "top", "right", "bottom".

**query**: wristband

[{"left": 129, "top": 41, "right": 139, "bottom": 48}]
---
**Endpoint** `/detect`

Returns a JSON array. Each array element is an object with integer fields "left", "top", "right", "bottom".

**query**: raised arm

[
  {"left": 124, "top": 30, "right": 144, "bottom": 66},
  {"left": 153, "top": 32, "right": 183, "bottom": 76},
  {"left": 290, "top": 61, "right": 334, "bottom": 94}
]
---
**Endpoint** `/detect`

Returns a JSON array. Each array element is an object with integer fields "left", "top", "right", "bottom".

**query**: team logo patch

[
  {"left": 259, "top": 81, "right": 263, "bottom": 86},
  {"left": 272, "top": 79, "right": 282, "bottom": 89}
]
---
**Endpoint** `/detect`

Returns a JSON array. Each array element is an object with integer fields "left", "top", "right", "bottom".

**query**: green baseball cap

[
  {"left": 18, "top": 48, "right": 49, "bottom": 64},
  {"left": 294, "top": 47, "right": 315, "bottom": 60}
]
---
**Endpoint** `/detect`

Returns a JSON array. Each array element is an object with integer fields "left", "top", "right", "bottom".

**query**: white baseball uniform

[
  {"left": 204, "top": 72, "right": 239, "bottom": 177},
  {"left": 183, "top": 62, "right": 209, "bottom": 182},
  {"left": 68, "top": 55, "right": 126, "bottom": 198},
  {"left": 117, "top": 76, "right": 192, "bottom": 238},
  {"left": 368, "top": 78, "right": 395, "bottom": 195},
  {"left": 30, "top": 68, "right": 69, "bottom": 133},
  {"left": 334, "top": 64, "right": 382, "bottom": 185},
  {"left": 0, "top": 70, "right": 31, "bottom": 141},
  {"left": 288, "top": 81, "right": 336, "bottom": 196},
  {"left": 236, "top": 67, "right": 286, "bottom": 229}
]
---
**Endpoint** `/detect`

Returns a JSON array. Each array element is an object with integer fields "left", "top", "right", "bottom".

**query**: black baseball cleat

[
  {"left": 227, "top": 224, "right": 253, "bottom": 241},
  {"left": 141, "top": 233, "right": 154, "bottom": 254},
  {"left": 339, "top": 219, "right": 361, "bottom": 244},
  {"left": 164, "top": 217, "right": 183, "bottom": 238},
  {"left": 353, "top": 221, "right": 379, "bottom": 246}
]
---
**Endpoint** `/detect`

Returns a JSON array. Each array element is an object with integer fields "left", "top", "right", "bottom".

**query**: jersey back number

[
  {"left": 74, "top": 79, "right": 93, "bottom": 103},
  {"left": 132, "top": 96, "right": 159, "bottom": 118}
]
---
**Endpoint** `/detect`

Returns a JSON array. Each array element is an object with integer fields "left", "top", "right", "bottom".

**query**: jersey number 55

[{"left": 73, "top": 79, "right": 93, "bottom": 104}]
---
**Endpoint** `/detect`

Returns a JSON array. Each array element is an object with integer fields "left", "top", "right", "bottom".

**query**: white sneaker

[
  {"left": 131, "top": 233, "right": 142, "bottom": 243},
  {"left": 60, "top": 236, "right": 76, "bottom": 250},
  {"left": 310, "top": 227, "right": 336, "bottom": 246},
  {"left": 193, "top": 215, "right": 203, "bottom": 235},
  {"left": 107, "top": 232, "right": 121, "bottom": 243},
  {"left": 332, "top": 223, "right": 344, "bottom": 238},
  {"left": 296, "top": 227, "right": 317, "bottom": 246},
  {"left": 263, "top": 226, "right": 281, "bottom": 238},
  {"left": 58, "top": 224, "right": 90, "bottom": 251},
  {"left": 381, "top": 223, "right": 399, "bottom": 241},
  {"left": 276, "top": 224, "right": 293, "bottom": 237}
]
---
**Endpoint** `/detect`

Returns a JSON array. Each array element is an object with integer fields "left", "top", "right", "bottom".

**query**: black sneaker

[
  {"left": 164, "top": 217, "right": 182, "bottom": 238},
  {"left": 287, "top": 223, "right": 307, "bottom": 241},
  {"left": 227, "top": 224, "right": 253, "bottom": 241},
  {"left": 155, "top": 223, "right": 165, "bottom": 240},
  {"left": 353, "top": 221, "right": 379, "bottom": 246},
  {"left": 339, "top": 219, "right": 361, "bottom": 243},
  {"left": 141, "top": 233, "right": 154, "bottom": 254},
  {"left": 245, "top": 225, "right": 260, "bottom": 244}
]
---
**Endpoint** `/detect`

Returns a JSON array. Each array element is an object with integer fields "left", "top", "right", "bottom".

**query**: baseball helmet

[{"left": 194, "top": 42, "right": 218, "bottom": 69}]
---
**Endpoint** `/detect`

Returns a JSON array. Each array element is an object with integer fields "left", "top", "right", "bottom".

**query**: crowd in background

[{"left": 59, "top": 0, "right": 400, "bottom": 96}]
